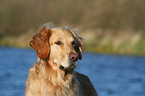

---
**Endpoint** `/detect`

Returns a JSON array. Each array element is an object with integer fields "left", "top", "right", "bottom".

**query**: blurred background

[
  {"left": 0, "top": 0, "right": 145, "bottom": 96},
  {"left": 0, "top": 0, "right": 145, "bottom": 55}
]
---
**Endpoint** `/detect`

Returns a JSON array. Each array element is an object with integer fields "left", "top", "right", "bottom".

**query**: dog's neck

[
  {"left": 36, "top": 59, "right": 75, "bottom": 85},
  {"left": 31, "top": 59, "right": 78, "bottom": 96}
]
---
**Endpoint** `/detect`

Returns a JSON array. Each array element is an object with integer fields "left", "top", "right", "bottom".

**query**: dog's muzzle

[{"left": 59, "top": 53, "right": 79, "bottom": 69}]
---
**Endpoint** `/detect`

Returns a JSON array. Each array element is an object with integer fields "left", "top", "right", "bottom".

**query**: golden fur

[{"left": 25, "top": 24, "right": 98, "bottom": 96}]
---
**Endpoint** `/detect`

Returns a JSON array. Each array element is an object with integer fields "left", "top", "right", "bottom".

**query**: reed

[
  {"left": 0, "top": 0, "right": 145, "bottom": 55},
  {"left": 0, "top": 29, "right": 145, "bottom": 55},
  {"left": 80, "top": 29, "right": 145, "bottom": 55}
]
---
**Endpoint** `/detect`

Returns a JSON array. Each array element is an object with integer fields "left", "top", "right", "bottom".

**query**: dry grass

[
  {"left": 0, "top": 0, "right": 145, "bottom": 37},
  {"left": 80, "top": 29, "right": 145, "bottom": 55},
  {"left": 0, "top": 0, "right": 145, "bottom": 55},
  {"left": 0, "top": 29, "right": 35, "bottom": 48},
  {"left": 0, "top": 28, "right": 145, "bottom": 55}
]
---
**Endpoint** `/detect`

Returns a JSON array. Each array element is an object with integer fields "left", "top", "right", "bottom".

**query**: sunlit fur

[
  {"left": 49, "top": 27, "right": 79, "bottom": 68},
  {"left": 25, "top": 26, "right": 83, "bottom": 96},
  {"left": 26, "top": 61, "right": 78, "bottom": 96}
]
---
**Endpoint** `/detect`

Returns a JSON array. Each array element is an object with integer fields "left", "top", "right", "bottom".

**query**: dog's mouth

[
  {"left": 59, "top": 61, "right": 77, "bottom": 70},
  {"left": 58, "top": 53, "right": 80, "bottom": 70}
]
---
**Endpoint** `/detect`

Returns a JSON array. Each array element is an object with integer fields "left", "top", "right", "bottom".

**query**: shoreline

[{"left": 0, "top": 29, "right": 145, "bottom": 56}]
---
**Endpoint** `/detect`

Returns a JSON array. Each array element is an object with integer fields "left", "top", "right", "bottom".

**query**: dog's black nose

[{"left": 69, "top": 53, "right": 79, "bottom": 62}]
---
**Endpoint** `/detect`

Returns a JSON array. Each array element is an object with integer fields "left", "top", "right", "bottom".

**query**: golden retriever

[{"left": 25, "top": 24, "right": 98, "bottom": 96}]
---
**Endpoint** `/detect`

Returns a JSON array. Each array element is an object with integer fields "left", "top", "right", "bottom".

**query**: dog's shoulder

[
  {"left": 74, "top": 71, "right": 98, "bottom": 96},
  {"left": 25, "top": 64, "right": 41, "bottom": 96}
]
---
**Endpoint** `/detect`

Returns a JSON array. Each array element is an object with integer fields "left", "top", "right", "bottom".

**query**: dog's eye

[
  {"left": 55, "top": 41, "right": 62, "bottom": 45},
  {"left": 72, "top": 41, "right": 76, "bottom": 47}
]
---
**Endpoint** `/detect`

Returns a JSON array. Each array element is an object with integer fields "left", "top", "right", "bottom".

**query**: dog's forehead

[{"left": 51, "top": 27, "right": 74, "bottom": 40}]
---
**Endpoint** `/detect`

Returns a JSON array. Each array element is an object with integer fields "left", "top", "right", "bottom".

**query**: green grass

[{"left": 82, "top": 30, "right": 145, "bottom": 56}]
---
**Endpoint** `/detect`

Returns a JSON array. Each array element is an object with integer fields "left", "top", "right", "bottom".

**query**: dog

[{"left": 25, "top": 24, "right": 98, "bottom": 96}]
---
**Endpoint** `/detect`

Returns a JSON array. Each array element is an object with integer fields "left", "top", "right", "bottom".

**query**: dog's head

[{"left": 30, "top": 25, "right": 83, "bottom": 69}]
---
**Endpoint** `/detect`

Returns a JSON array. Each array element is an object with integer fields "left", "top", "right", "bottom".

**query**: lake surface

[{"left": 0, "top": 48, "right": 145, "bottom": 96}]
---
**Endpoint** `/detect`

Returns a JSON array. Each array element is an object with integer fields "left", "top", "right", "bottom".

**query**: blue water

[{"left": 0, "top": 48, "right": 145, "bottom": 96}]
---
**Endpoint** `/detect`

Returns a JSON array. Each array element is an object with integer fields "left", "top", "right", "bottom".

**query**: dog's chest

[{"left": 39, "top": 78, "right": 78, "bottom": 96}]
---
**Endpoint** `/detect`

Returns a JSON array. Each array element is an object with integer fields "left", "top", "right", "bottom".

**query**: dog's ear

[
  {"left": 71, "top": 30, "right": 84, "bottom": 60},
  {"left": 29, "top": 26, "right": 51, "bottom": 59}
]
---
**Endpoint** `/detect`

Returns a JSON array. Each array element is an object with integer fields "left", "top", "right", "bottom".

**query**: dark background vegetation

[
  {"left": 0, "top": 0, "right": 145, "bottom": 55},
  {"left": 0, "top": 1, "right": 145, "bottom": 96}
]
